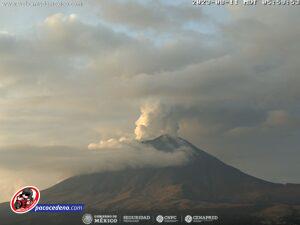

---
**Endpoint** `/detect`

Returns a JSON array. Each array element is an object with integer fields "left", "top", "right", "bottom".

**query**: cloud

[
  {"left": 225, "top": 109, "right": 295, "bottom": 137},
  {"left": 95, "top": 0, "right": 205, "bottom": 32},
  {"left": 0, "top": 143, "right": 192, "bottom": 202},
  {"left": 264, "top": 110, "right": 290, "bottom": 127},
  {"left": 0, "top": 10, "right": 221, "bottom": 147},
  {"left": 88, "top": 136, "right": 131, "bottom": 150},
  {"left": 134, "top": 102, "right": 180, "bottom": 140}
]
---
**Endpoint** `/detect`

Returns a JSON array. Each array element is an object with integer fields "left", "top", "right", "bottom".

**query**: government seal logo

[{"left": 82, "top": 213, "right": 93, "bottom": 224}]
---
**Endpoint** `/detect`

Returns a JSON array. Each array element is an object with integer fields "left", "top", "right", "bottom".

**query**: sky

[{"left": 0, "top": 0, "right": 300, "bottom": 202}]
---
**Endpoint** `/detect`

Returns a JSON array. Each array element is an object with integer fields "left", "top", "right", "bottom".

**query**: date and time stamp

[{"left": 193, "top": 0, "right": 300, "bottom": 5}]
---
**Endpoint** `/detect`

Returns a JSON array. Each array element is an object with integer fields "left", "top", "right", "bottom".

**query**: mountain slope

[
  {"left": 41, "top": 135, "right": 300, "bottom": 209},
  {"left": 1, "top": 135, "right": 300, "bottom": 225}
]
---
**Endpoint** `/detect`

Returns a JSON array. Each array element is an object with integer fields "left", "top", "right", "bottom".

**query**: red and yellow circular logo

[{"left": 10, "top": 186, "right": 40, "bottom": 214}]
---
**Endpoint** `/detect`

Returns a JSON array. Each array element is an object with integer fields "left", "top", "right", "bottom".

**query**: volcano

[{"left": 1, "top": 135, "right": 300, "bottom": 225}]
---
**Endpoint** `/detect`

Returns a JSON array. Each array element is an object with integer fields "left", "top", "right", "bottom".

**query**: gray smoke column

[{"left": 134, "top": 101, "right": 180, "bottom": 140}]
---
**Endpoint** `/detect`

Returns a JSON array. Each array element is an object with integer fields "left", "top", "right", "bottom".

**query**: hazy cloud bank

[{"left": 0, "top": 141, "right": 192, "bottom": 202}]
